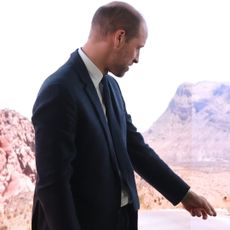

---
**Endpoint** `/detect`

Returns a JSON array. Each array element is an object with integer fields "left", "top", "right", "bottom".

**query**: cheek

[
  {"left": 118, "top": 50, "right": 128, "bottom": 63},
  {"left": 117, "top": 47, "right": 134, "bottom": 65},
  {"left": 128, "top": 48, "right": 137, "bottom": 59},
  {"left": 123, "top": 49, "right": 134, "bottom": 61}
]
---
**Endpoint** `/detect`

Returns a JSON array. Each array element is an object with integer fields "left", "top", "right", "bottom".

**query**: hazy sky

[{"left": 0, "top": 0, "right": 230, "bottom": 131}]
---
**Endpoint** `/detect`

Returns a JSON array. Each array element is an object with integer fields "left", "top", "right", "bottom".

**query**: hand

[{"left": 181, "top": 190, "right": 217, "bottom": 220}]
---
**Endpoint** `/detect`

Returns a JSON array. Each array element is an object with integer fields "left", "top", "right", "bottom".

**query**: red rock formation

[{"left": 0, "top": 109, "right": 35, "bottom": 229}]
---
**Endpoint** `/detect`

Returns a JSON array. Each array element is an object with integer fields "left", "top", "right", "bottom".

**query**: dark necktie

[{"left": 100, "top": 75, "right": 139, "bottom": 209}]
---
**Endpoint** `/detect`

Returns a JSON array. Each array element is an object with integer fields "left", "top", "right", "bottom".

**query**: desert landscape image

[
  {"left": 1, "top": 0, "right": 230, "bottom": 229},
  {"left": 0, "top": 81, "right": 230, "bottom": 229}
]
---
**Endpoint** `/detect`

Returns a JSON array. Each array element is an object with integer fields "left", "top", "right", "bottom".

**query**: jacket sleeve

[
  {"left": 32, "top": 83, "right": 81, "bottom": 230},
  {"left": 126, "top": 113, "right": 190, "bottom": 206}
]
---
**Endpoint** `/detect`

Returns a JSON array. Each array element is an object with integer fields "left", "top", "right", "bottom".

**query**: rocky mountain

[
  {"left": 140, "top": 82, "right": 230, "bottom": 212},
  {"left": 144, "top": 81, "right": 230, "bottom": 165},
  {"left": 0, "top": 109, "right": 35, "bottom": 230}
]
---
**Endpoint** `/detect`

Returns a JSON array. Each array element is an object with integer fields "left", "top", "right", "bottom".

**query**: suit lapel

[
  {"left": 84, "top": 83, "right": 108, "bottom": 130},
  {"left": 68, "top": 49, "right": 108, "bottom": 130},
  {"left": 84, "top": 84, "right": 121, "bottom": 170},
  {"left": 68, "top": 50, "right": 121, "bottom": 173}
]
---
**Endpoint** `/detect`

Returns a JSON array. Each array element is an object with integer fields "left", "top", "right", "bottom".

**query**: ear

[{"left": 113, "top": 29, "right": 126, "bottom": 48}]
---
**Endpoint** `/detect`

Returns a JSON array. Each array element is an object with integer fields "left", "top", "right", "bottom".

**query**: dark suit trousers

[{"left": 116, "top": 204, "right": 137, "bottom": 230}]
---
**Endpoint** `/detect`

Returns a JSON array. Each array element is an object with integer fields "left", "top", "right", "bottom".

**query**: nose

[
  {"left": 133, "top": 51, "right": 140, "bottom": 63},
  {"left": 133, "top": 57, "right": 138, "bottom": 64}
]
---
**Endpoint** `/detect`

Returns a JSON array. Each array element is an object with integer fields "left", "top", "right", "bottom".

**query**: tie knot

[
  {"left": 100, "top": 76, "right": 109, "bottom": 95},
  {"left": 100, "top": 75, "right": 108, "bottom": 86}
]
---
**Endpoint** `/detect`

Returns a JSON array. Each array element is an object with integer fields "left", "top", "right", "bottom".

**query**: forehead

[{"left": 139, "top": 21, "right": 148, "bottom": 40}]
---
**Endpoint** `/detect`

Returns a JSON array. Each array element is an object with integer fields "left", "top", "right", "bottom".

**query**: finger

[
  {"left": 210, "top": 205, "right": 217, "bottom": 217},
  {"left": 207, "top": 206, "right": 217, "bottom": 217},
  {"left": 190, "top": 209, "right": 196, "bottom": 217},
  {"left": 195, "top": 209, "right": 202, "bottom": 218},
  {"left": 203, "top": 201, "right": 217, "bottom": 217},
  {"left": 201, "top": 209, "right": 208, "bottom": 220},
  {"left": 191, "top": 208, "right": 202, "bottom": 218}
]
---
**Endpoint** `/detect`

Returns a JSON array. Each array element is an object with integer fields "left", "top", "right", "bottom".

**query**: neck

[{"left": 82, "top": 42, "right": 105, "bottom": 74}]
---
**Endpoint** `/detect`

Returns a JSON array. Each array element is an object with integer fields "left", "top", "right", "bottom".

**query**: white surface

[{"left": 139, "top": 209, "right": 230, "bottom": 230}]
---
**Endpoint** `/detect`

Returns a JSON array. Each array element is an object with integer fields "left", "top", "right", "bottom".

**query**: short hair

[{"left": 91, "top": 1, "right": 144, "bottom": 41}]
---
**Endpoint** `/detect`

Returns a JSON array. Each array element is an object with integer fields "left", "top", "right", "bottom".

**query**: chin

[
  {"left": 116, "top": 72, "right": 126, "bottom": 78},
  {"left": 111, "top": 67, "right": 128, "bottom": 77},
  {"left": 120, "top": 67, "right": 129, "bottom": 76}
]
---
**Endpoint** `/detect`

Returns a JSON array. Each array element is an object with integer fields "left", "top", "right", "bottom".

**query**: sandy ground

[
  {"left": 136, "top": 164, "right": 230, "bottom": 211},
  {"left": 138, "top": 209, "right": 230, "bottom": 230}
]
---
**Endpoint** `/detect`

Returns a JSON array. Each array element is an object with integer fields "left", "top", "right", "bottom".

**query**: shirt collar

[{"left": 78, "top": 48, "right": 103, "bottom": 88}]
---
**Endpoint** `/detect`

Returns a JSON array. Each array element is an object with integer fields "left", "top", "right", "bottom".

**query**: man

[{"left": 31, "top": 2, "right": 216, "bottom": 230}]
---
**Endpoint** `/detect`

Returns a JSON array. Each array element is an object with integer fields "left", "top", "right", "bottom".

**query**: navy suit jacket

[{"left": 31, "top": 49, "right": 190, "bottom": 230}]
